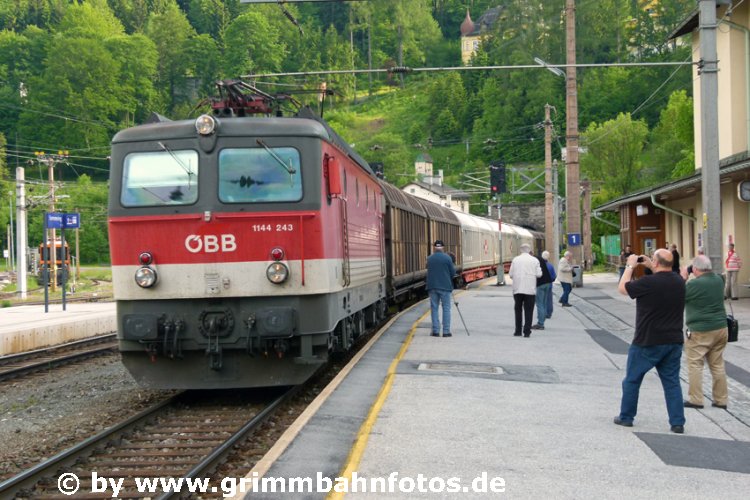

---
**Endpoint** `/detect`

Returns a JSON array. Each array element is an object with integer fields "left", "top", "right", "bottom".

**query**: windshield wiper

[
  {"left": 158, "top": 141, "right": 196, "bottom": 190},
  {"left": 256, "top": 139, "right": 297, "bottom": 175}
]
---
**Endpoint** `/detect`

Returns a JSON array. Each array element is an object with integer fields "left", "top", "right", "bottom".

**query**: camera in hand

[{"left": 637, "top": 256, "right": 645, "bottom": 263}]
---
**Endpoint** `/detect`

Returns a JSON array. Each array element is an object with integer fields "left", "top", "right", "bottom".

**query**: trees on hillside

[
  {"left": 0, "top": 0, "right": 703, "bottom": 263},
  {"left": 18, "top": 0, "right": 159, "bottom": 150},
  {"left": 647, "top": 90, "right": 694, "bottom": 179},
  {"left": 581, "top": 113, "right": 649, "bottom": 199}
]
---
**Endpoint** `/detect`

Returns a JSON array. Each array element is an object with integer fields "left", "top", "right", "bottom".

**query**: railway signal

[{"left": 489, "top": 161, "right": 506, "bottom": 195}]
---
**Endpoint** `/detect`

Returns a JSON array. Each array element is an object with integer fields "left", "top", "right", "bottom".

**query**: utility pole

[
  {"left": 16, "top": 167, "right": 27, "bottom": 299},
  {"left": 367, "top": 19, "right": 373, "bottom": 96},
  {"left": 5, "top": 225, "right": 10, "bottom": 271},
  {"left": 582, "top": 180, "right": 593, "bottom": 268},
  {"left": 698, "top": 0, "right": 722, "bottom": 272},
  {"left": 8, "top": 193, "right": 14, "bottom": 271},
  {"left": 544, "top": 104, "right": 555, "bottom": 262},
  {"left": 35, "top": 150, "right": 69, "bottom": 292},
  {"left": 565, "top": 0, "right": 582, "bottom": 265},
  {"left": 397, "top": 23, "right": 405, "bottom": 88},
  {"left": 75, "top": 208, "right": 80, "bottom": 282},
  {"left": 496, "top": 201, "right": 505, "bottom": 286},
  {"left": 552, "top": 159, "right": 561, "bottom": 265}
]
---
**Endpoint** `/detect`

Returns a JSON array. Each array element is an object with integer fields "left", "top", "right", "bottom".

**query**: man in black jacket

[
  {"left": 532, "top": 251, "right": 554, "bottom": 330},
  {"left": 670, "top": 244, "right": 681, "bottom": 273},
  {"left": 614, "top": 249, "right": 686, "bottom": 434}
]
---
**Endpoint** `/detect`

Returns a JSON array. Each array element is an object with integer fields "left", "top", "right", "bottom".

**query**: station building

[
  {"left": 402, "top": 154, "right": 470, "bottom": 213},
  {"left": 596, "top": 1, "right": 750, "bottom": 296}
]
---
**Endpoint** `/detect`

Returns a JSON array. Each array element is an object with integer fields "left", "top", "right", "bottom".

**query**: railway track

[
  {"left": 0, "top": 294, "right": 114, "bottom": 306},
  {"left": 0, "top": 389, "right": 293, "bottom": 499},
  {"left": 0, "top": 334, "right": 118, "bottom": 382}
]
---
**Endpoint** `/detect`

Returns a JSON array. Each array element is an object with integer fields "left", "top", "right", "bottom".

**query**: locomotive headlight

[
  {"left": 266, "top": 262, "right": 289, "bottom": 284},
  {"left": 195, "top": 114, "right": 216, "bottom": 135},
  {"left": 135, "top": 266, "right": 157, "bottom": 288}
]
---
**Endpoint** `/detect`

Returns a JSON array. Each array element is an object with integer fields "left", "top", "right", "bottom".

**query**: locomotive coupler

[
  {"left": 245, "top": 314, "right": 259, "bottom": 356},
  {"left": 162, "top": 319, "right": 184, "bottom": 359},
  {"left": 162, "top": 320, "right": 174, "bottom": 358},
  {"left": 204, "top": 317, "right": 223, "bottom": 370}
]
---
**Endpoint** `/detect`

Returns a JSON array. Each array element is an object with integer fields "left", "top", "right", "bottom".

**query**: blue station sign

[
  {"left": 45, "top": 212, "right": 63, "bottom": 229},
  {"left": 45, "top": 212, "right": 81, "bottom": 229},
  {"left": 567, "top": 233, "right": 582, "bottom": 246},
  {"left": 64, "top": 213, "right": 80, "bottom": 229}
]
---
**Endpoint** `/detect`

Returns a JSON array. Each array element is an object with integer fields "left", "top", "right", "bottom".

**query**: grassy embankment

[{"left": 0, "top": 266, "right": 112, "bottom": 307}]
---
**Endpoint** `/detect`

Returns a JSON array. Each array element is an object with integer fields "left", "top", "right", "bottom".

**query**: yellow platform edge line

[{"left": 326, "top": 307, "right": 429, "bottom": 500}]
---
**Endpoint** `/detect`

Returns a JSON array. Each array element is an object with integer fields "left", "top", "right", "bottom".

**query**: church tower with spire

[
  {"left": 460, "top": 9, "right": 478, "bottom": 65},
  {"left": 460, "top": 6, "right": 505, "bottom": 65}
]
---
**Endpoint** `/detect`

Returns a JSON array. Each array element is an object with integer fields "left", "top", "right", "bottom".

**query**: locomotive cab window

[
  {"left": 121, "top": 150, "right": 199, "bottom": 207},
  {"left": 219, "top": 147, "right": 302, "bottom": 203}
]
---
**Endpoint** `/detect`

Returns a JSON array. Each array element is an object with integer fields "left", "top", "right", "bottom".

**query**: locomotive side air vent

[{"left": 205, "top": 273, "right": 220, "bottom": 294}]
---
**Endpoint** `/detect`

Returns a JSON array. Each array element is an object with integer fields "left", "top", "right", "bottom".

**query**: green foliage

[
  {"left": 106, "top": 0, "right": 151, "bottom": 33},
  {"left": 0, "top": 0, "right": 706, "bottom": 262},
  {"left": 645, "top": 90, "right": 694, "bottom": 180},
  {"left": 145, "top": 1, "right": 196, "bottom": 109},
  {"left": 23, "top": 175, "right": 110, "bottom": 265},
  {"left": 58, "top": 0, "right": 124, "bottom": 37},
  {"left": 0, "top": 0, "right": 67, "bottom": 32},
  {"left": 187, "top": 0, "right": 240, "bottom": 46},
  {"left": 432, "top": 109, "right": 460, "bottom": 141},
  {"left": 581, "top": 113, "right": 649, "bottom": 198},
  {"left": 223, "top": 11, "right": 284, "bottom": 77}
]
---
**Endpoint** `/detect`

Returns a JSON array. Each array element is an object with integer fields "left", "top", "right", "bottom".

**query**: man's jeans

[
  {"left": 535, "top": 283, "right": 551, "bottom": 326},
  {"left": 429, "top": 289, "right": 452, "bottom": 334},
  {"left": 560, "top": 282, "right": 572, "bottom": 305},
  {"left": 546, "top": 286, "right": 553, "bottom": 318},
  {"left": 618, "top": 343, "right": 685, "bottom": 426}
]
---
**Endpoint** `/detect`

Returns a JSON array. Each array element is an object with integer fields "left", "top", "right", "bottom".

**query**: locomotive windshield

[
  {"left": 121, "top": 150, "right": 199, "bottom": 206},
  {"left": 219, "top": 147, "right": 302, "bottom": 203}
]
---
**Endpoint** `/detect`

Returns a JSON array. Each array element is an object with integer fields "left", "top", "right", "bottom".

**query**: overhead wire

[
  {"left": 0, "top": 102, "right": 115, "bottom": 130},
  {"left": 584, "top": 0, "right": 741, "bottom": 147}
]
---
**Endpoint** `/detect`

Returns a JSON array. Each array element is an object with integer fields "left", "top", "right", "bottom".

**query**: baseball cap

[{"left": 434, "top": 240, "right": 444, "bottom": 248}]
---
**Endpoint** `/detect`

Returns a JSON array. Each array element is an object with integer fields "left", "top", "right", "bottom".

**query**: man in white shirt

[{"left": 509, "top": 243, "right": 542, "bottom": 337}]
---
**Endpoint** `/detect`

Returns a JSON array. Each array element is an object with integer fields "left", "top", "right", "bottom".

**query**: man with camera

[
  {"left": 614, "top": 249, "right": 686, "bottom": 434},
  {"left": 680, "top": 255, "right": 728, "bottom": 410}
]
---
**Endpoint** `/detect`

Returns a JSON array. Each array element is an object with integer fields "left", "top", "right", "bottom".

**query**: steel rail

[
  {"left": 0, "top": 394, "right": 181, "bottom": 497},
  {"left": 0, "top": 333, "right": 118, "bottom": 380},
  {"left": 156, "top": 387, "right": 297, "bottom": 500}
]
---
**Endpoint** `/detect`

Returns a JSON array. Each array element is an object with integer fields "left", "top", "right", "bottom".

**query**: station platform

[
  {"left": 0, "top": 301, "right": 115, "bottom": 356},
  {"left": 242, "top": 273, "right": 750, "bottom": 499}
]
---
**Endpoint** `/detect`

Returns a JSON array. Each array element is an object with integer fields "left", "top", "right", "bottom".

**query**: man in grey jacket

[{"left": 558, "top": 251, "right": 573, "bottom": 307}]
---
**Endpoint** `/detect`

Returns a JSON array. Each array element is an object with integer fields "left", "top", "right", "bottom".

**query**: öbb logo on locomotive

[{"left": 184, "top": 234, "right": 237, "bottom": 253}]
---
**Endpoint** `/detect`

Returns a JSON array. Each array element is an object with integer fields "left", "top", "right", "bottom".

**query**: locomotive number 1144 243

[{"left": 252, "top": 223, "right": 294, "bottom": 232}]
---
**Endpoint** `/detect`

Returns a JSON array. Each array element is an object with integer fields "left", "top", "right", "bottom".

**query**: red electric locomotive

[{"left": 108, "top": 82, "right": 387, "bottom": 388}]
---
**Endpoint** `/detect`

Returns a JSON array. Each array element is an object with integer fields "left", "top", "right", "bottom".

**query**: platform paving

[
  {"left": 251, "top": 273, "right": 750, "bottom": 499},
  {"left": 0, "top": 301, "right": 115, "bottom": 355}
]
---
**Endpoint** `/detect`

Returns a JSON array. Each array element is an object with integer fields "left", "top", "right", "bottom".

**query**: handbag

[{"left": 727, "top": 301, "right": 739, "bottom": 343}]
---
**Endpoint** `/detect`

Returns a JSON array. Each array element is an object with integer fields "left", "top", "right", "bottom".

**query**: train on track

[{"left": 108, "top": 81, "right": 543, "bottom": 389}]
